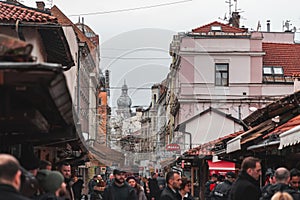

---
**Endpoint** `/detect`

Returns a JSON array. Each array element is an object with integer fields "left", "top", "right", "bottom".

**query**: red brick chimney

[{"left": 36, "top": 1, "right": 45, "bottom": 11}]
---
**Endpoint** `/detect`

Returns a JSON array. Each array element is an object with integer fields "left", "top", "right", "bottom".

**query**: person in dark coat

[
  {"left": 58, "top": 162, "right": 74, "bottom": 200},
  {"left": 229, "top": 156, "right": 262, "bottom": 200},
  {"left": 211, "top": 171, "right": 236, "bottom": 200},
  {"left": 160, "top": 171, "right": 182, "bottom": 200},
  {"left": 72, "top": 176, "right": 84, "bottom": 200},
  {"left": 149, "top": 172, "right": 161, "bottom": 200},
  {"left": 36, "top": 169, "right": 67, "bottom": 200},
  {"left": 0, "top": 153, "right": 31, "bottom": 200},
  {"left": 204, "top": 174, "right": 218, "bottom": 200},
  {"left": 103, "top": 169, "right": 137, "bottom": 200},
  {"left": 289, "top": 168, "right": 300, "bottom": 192},
  {"left": 260, "top": 167, "right": 300, "bottom": 200}
]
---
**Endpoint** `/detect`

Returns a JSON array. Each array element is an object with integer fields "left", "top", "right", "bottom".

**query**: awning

[
  {"left": 90, "top": 142, "right": 125, "bottom": 167},
  {"left": 0, "top": 62, "right": 77, "bottom": 145},
  {"left": 208, "top": 160, "right": 235, "bottom": 175},
  {"left": 160, "top": 157, "right": 176, "bottom": 168},
  {"left": 226, "top": 120, "right": 275, "bottom": 153},
  {"left": 279, "top": 125, "right": 300, "bottom": 149}
]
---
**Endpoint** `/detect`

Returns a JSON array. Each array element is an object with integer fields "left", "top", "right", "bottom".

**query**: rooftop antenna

[
  {"left": 234, "top": 0, "right": 238, "bottom": 12},
  {"left": 225, "top": 0, "right": 233, "bottom": 16},
  {"left": 46, "top": 0, "right": 53, "bottom": 8}
]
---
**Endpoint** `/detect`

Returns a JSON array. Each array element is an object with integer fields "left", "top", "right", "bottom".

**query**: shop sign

[{"left": 166, "top": 143, "right": 180, "bottom": 151}]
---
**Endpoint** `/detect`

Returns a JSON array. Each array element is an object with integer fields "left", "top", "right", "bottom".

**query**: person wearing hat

[
  {"left": 36, "top": 169, "right": 67, "bottom": 200},
  {"left": 103, "top": 169, "right": 137, "bottom": 200},
  {"left": 210, "top": 172, "right": 236, "bottom": 200},
  {"left": 126, "top": 176, "right": 147, "bottom": 200}
]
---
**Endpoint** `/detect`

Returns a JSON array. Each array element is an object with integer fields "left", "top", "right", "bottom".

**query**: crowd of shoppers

[{"left": 2, "top": 153, "right": 300, "bottom": 200}]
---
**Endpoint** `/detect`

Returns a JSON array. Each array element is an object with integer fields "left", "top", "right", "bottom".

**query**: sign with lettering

[{"left": 166, "top": 143, "right": 180, "bottom": 151}]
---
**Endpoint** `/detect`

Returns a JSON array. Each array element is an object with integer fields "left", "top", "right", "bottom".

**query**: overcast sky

[{"left": 23, "top": 0, "right": 300, "bottom": 113}]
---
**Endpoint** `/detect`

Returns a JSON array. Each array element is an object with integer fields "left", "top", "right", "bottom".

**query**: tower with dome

[{"left": 116, "top": 80, "right": 132, "bottom": 119}]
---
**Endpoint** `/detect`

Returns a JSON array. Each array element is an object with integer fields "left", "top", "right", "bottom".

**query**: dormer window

[
  {"left": 263, "top": 66, "right": 284, "bottom": 75},
  {"left": 263, "top": 66, "right": 290, "bottom": 83},
  {"left": 211, "top": 25, "right": 222, "bottom": 32}
]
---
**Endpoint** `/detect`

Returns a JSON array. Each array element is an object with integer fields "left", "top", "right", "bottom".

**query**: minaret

[{"left": 116, "top": 80, "right": 132, "bottom": 119}]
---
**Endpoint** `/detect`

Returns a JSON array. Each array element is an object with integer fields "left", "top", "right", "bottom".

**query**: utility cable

[{"left": 69, "top": 0, "right": 192, "bottom": 16}]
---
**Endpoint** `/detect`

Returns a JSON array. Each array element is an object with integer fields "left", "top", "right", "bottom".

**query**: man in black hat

[
  {"left": 211, "top": 172, "right": 236, "bottom": 200},
  {"left": 103, "top": 169, "right": 137, "bottom": 200}
]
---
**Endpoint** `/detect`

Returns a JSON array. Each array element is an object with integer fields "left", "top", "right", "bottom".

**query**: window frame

[{"left": 215, "top": 63, "right": 229, "bottom": 86}]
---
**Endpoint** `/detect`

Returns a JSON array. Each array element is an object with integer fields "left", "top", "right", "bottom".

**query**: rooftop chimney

[
  {"left": 230, "top": 12, "right": 240, "bottom": 28},
  {"left": 267, "top": 20, "right": 271, "bottom": 32},
  {"left": 36, "top": 1, "right": 45, "bottom": 11}
]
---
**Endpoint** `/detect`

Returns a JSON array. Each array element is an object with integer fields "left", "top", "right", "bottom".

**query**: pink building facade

[{"left": 171, "top": 21, "right": 299, "bottom": 150}]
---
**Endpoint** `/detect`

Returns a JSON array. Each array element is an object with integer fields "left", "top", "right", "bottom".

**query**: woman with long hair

[{"left": 126, "top": 176, "right": 147, "bottom": 200}]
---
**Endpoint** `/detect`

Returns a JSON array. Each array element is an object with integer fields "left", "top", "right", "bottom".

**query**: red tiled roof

[
  {"left": 0, "top": 2, "right": 57, "bottom": 23},
  {"left": 185, "top": 130, "right": 243, "bottom": 156},
  {"left": 263, "top": 114, "right": 300, "bottom": 139},
  {"left": 263, "top": 43, "right": 300, "bottom": 76},
  {"left": 51, "top": 6, "right": 97, "bottom": 51},
  {"left": 192, "top": 21, "right": 247, "bottom": 33}
]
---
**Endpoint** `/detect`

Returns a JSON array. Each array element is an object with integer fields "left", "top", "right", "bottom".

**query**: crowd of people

[
  {"left": 204, "top": 157, "right": 300, "bottom": 200},
  {"left": 1, "top": 153, "right": 300, "bottom": 200}
]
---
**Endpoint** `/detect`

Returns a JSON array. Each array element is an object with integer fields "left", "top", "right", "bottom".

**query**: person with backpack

[{"left": 210, "top": 172, "right": 236, "bottom": 200}]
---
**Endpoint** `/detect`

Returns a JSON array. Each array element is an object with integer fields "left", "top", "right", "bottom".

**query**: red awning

[{"left": 208, "top": 160, "right": 236, "bottom": 175}]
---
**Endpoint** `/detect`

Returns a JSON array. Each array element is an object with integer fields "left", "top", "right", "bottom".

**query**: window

[
  {"left": 215, "top": 63, "right": 229, "bottom": 86},
  {"left": 263, "top": 66, "right": 284, "bottom": 75},
  {"left": 211, "top": 25, "right": 222, "bottom": 32},
  {"left": 262, "top": 66, "right": 286, "bottom": 83}
]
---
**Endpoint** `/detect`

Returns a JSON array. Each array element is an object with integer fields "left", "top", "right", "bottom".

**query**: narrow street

[{"left": 1, "top": 1, "right": 300, "bottom": 200}]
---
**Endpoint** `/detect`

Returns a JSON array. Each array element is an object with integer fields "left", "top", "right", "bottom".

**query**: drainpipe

[
  {"left": 77, "top": 42, "right": 85, "bottom": 120},
  {"left": 183, "top": 131, "right": 192, "bottom": 149},
  {"left": 175, "top": 124, "right": 192, "bottom": 149}
]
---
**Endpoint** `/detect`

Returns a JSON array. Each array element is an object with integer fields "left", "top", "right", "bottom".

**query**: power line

[
  {"left": 69, "top": 0, "right": 192, "bottom": 16},
  {"left": 100, "top": 56, "right": 170, "bottom": 60}
]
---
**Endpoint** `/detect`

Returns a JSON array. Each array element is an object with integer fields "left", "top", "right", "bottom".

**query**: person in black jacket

[
  {"left": 204, "top": 174, "right": 218, "bottom": 200},
  {"left": 260, "top": 167, "right": 300, "bottom": 200},
  {"left": 149, "top": 172, "right": 161, "bottom": 200},
  {"left": 103, "top": 169, "right": 137, "bottom": 200},
  {"left": 229, "top": 156, "right": 262, "bottom": 200},
  {"left": 0, "top": 153, "right": 31, "bottom": 200},
  {"left": 211, "top": 171, "right": 236, "bottom": 200},
  {"left": 160, "top": 171, "right": 182, "bottom": 200}
]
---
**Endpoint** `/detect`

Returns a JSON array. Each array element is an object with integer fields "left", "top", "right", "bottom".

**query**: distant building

[
  {"left": 116, "top": 80, "right": 132, "bottom": 119},
  {"left": 168, "top": 20, "right": 300, "bottom": 153}
]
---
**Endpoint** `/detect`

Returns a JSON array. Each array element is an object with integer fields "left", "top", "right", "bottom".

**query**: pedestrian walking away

[
  {"left": 260, "top": 167, "right": 300, "bottom": 200},
  {"left": 211, "top": 171, "right": 236, "bottom": 200},
  {"left": 204, "top": 173, "right": 218, "bottom": 200},
  {"left": 36, "top": 169, "right": 67, "bottom": 200},
  {"left": 149, "top": 172, "right": 161, "bottom": 200},
  {"left": 0, "top": 153, "right": 31, "bottom": 200}
]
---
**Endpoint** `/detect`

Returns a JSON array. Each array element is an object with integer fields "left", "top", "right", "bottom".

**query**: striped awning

[{"left": 279, "top": 125, "right": 300, "bottom": 149}]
